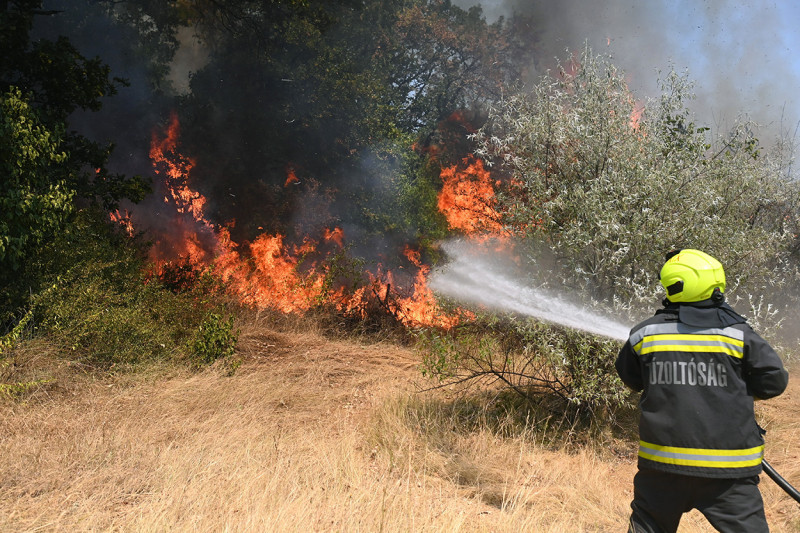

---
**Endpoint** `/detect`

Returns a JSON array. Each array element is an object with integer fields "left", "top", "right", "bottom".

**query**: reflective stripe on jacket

[
  {"left": 632, "top": 323, "right": 744, "bottom": 359},
  {"left": 615, "top": 306, "right": 788, "bottom": 479},
  {"left": 638, "top": 440, "right": 764, "bottom": 469}
]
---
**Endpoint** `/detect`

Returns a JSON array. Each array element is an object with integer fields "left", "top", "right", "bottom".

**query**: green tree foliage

[
  {"left": 0, "top": 87, "right": 73, "bottom": 271},
  {"left": 474, "top": 47, "right": 800, "bottom": 333},
  {"left": 387, "top": 1, "right": 523, "bottom": 132},
  {"left": 1, "top": 1, "right": 151, "bottom": 320},
  {"left": 340, "top": 131, "right": 452, "bottom": 255},
  {"left": 1, "top": 1, "right": 118, "bottom": 121},
  {"left": 1, "top": 1, "right": 150, "bottom": 211},
  {"left": 94, "top": 0, "right": 183, "bottom": 89}
]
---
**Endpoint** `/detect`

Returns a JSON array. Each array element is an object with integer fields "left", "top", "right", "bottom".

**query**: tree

[
  {"left": 386, "top": 1, "right": 525, "bottom": 133},
  {"left": 474, "top": 47, "right": 800, "bottom": 334},
  {"left": 0, "top": 87, "right": 73, "bottom": 271},
  {"left": 1, "top": 0, "right": 150, "bottom": 211},
  {"left": 0, "top": 1, "right": 150, "bottom": 320},
  {"left": 158, "top": 0, "right": 530, "bottom": 246}
]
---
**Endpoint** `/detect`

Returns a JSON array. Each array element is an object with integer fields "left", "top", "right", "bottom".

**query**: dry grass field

[{"left": 1, "top": 317, "right": 798, "bottom": 532}]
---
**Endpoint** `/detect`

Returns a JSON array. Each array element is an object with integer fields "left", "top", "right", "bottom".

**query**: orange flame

[
  {"left": 324, "top": 227, "right": 345, "bottom": 247},
  {"left": 284, "top": 167, "right": 300, "bottom": 187},
  {"left": 438, "top": 157, "right": 504, "bottom": 236},
  {"left": 109, "top": 209, "right": 135, "bottom": 237},
  {"left": 221, "top": 233, "right": 326, "bottom": 313},
  {"left": 141, "top": 112, "right": 465, "bottom": 329},
  {"left": 629, "top": 101, "right": 644, "bottom": 130},
  {"left": 394, "top": 245, "right": 469, "bottom": 328},
  {"left": 150, "top": 112, "right": 208, "bottom": 225}
]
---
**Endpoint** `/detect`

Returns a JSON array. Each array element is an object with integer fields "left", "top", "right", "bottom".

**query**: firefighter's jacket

[{"left": 615, "top": 299, "right": 788, "bottom": 479}]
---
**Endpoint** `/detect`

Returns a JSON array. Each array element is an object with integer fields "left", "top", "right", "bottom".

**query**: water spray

[
  {"left": 428, "top": 239, "right": 630, "bottom": 341},
  {"left": 430, "top": 239, "right": 800, "bottom": 505}
]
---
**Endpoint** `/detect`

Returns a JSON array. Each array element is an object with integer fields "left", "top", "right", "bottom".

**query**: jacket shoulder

[{"left": 628, "top": 311, "right": 677, "bottom": 337}]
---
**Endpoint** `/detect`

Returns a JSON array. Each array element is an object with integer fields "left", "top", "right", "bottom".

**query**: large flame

[
  {"left": 150, "top": 112, "right": 208, "bottom": 225},
  {"left": 220, "top": 233, "right": 327, "bottom": 314},
  {"left": 438, "top": 157, "right": 503, "bottom": 235},
  {"left": 134, "top": 113, "right": 474, "bottom": 328}
]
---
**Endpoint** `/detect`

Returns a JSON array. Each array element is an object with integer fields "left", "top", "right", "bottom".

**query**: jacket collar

[{"left": 657, "top": 294, "right": 747, "bottom": 328}]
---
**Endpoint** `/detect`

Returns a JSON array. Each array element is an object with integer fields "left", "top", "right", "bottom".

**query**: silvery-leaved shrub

[{"left": 472, "top": 45, "right": 800, "bottom": 343}]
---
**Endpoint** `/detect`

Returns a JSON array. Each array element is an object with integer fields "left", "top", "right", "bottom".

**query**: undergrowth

[
  {"left": 363, "top": 313, "right": 641, "bottom": 487},
  {"left": 417, "top": 314, "right": 634, "bottom": 422},
  {"left": 0, "top": 209, "right": 241, "bottom": 396}
]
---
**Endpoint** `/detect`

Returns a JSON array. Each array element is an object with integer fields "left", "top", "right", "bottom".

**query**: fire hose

[{"left": 762, "top": 458, "right": 800, "bottom": 504}]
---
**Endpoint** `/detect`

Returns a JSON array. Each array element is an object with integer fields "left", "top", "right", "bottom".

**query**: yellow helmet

[{"left": 660, "top": 249, "right": 726, "bottom": 302}]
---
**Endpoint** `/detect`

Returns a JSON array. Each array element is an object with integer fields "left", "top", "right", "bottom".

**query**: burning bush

[
  {"left": 27, "top": 209, "right": 232, "bottom": 369},
  {"left": 116, "top": 112, "right": 475, "bottom": 333}
]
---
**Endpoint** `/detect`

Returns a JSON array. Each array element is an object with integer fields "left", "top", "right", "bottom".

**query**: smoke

[
  {"left": 454, "top": 0, "right": 800, "bottom": 142},
  {"left": 428, "top": 239, "right": 631, "bottom": 341},
  {"left": 167, "top": 27, "right": 210, "bottom": 95},
  {"left": 32, "top": 1, "right": 174, "bottom": 180}
]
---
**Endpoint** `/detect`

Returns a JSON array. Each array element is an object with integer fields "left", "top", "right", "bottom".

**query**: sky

[{"left": 453, "top": 0, "right": 800, "bottom": 143}]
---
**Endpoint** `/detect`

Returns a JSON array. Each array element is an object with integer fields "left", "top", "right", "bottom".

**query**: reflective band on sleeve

[
  {"left": 630, "top": 324, "right": 744, "bottom": 359},
  {"left": 639, "top": 440, "right": 764, "bottom": 469}
]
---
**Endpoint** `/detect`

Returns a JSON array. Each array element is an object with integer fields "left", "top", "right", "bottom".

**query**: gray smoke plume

[{"left": 455, "top": 0, "right": 800, "bottom": 143}]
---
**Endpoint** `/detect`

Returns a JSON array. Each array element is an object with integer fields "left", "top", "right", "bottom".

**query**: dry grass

[{"left": 1, "top": 318, "right": 798, "bottom": 532}]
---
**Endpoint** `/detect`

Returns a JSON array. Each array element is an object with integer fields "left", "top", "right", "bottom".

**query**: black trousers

[{"left": 628, "top": 469, "right": 768, "bottom": 533}]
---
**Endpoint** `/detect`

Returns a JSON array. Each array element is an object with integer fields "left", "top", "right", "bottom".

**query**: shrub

[
  {"left": 33, "top": 262, "right": 202, "bottom": 367},
  {"left": 473, "top": 46, "right": 800, "bottom": 336},
  {"left": 419, "top": 315, "right": 631, "bottom": 420},
  {"left": 28, "top": 209, "right": 217, "bottom": 368},
  {"left": 0, "top": 309, "right": 50, "bottom": 399},
  {"left": 189, "top": 312, "right": 239, "bottom": 367}
]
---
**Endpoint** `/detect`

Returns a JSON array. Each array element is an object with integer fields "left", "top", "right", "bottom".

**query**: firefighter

[{"left": 615, "top": 249, "right": 789, "bottom": 533}]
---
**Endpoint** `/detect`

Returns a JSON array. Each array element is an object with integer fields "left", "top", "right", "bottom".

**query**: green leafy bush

[
  {"left": 33, "top": 266, "right": 200, "bottom": 367},
  {"left": 419, "top": 315, "right": 631, "bottom": 418},
  {"left": 0, "top": 309, "right": 32, "bottom": 358},
  {"left": 27, "top": 209, "right": 219, "bottom": 368},
  {"left": 0, "top": 310, "right": 49, "bottom": 399},
  {"left": 0, "top": 87, "right": 73, "bottom": 273},
  {"left": 189, "top": 312, "right": 239, "bottom": 366}
]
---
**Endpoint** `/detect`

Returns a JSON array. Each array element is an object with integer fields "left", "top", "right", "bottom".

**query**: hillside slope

[{"left": 1, "top": 321, "right": 798, "bottom": 532}]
